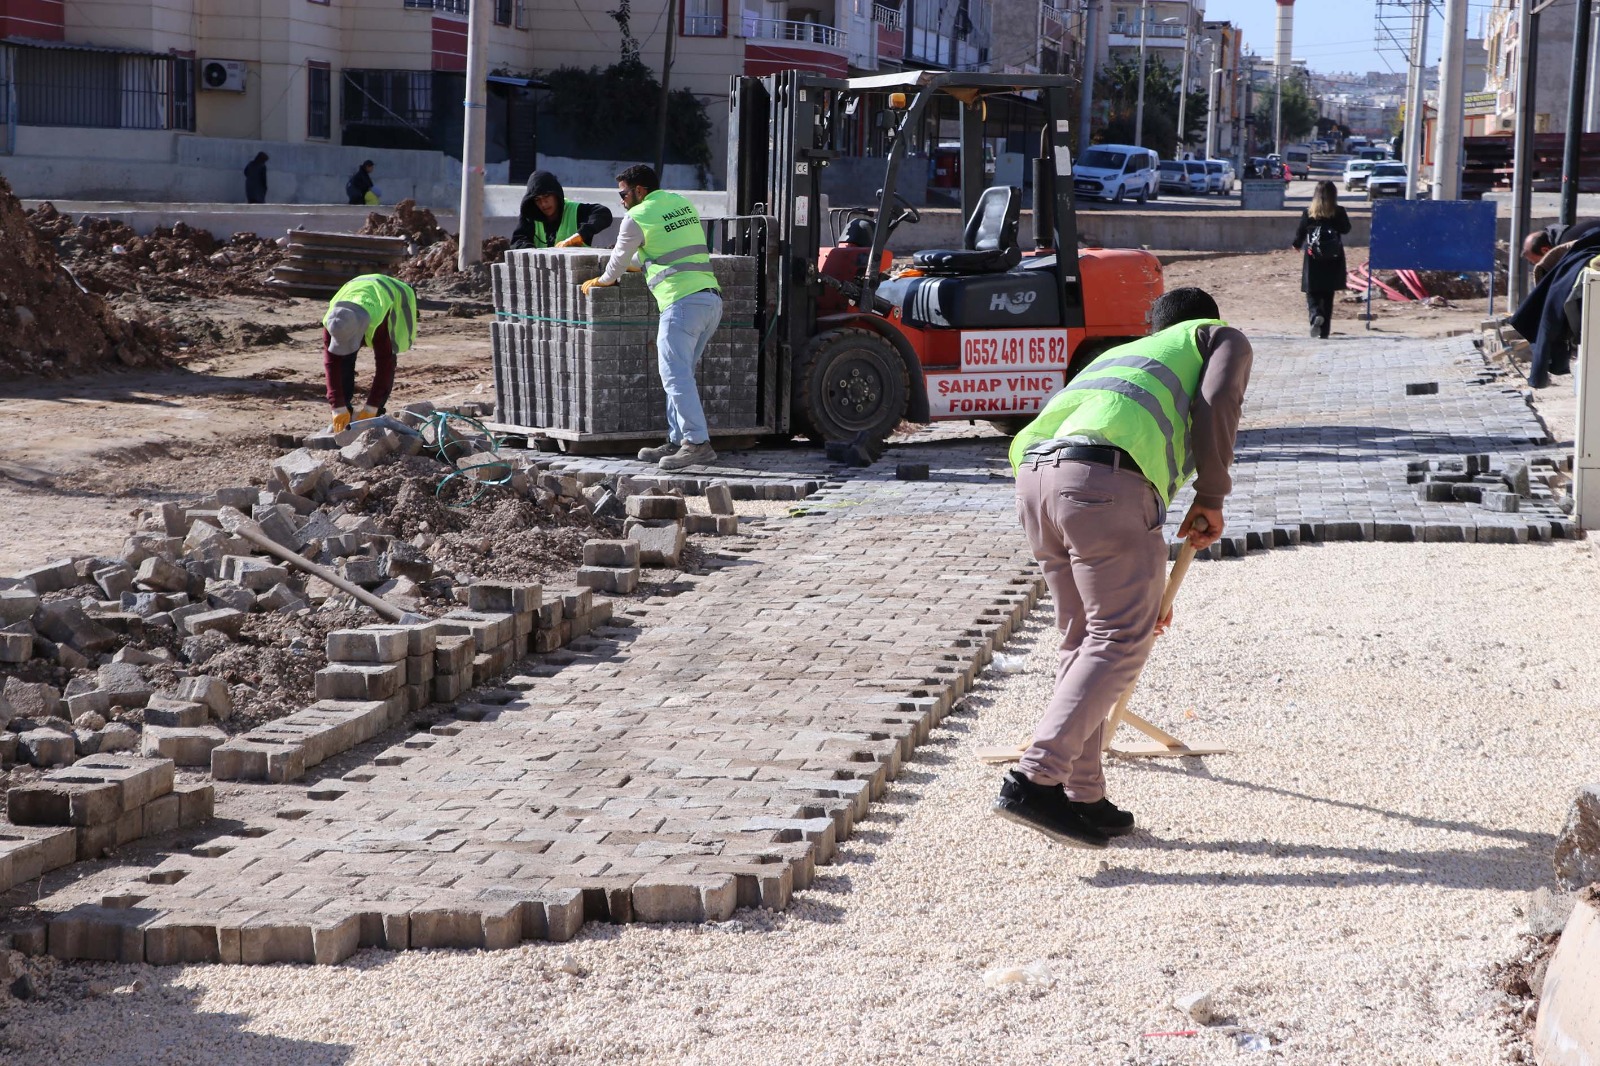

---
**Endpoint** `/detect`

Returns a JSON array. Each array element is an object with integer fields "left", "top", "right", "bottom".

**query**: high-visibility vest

[
  {"left": 627, "top": 190, "right": 718, "bottom": 311},
  {"left": 325, "top": 275, "right": 418, "bottom": 353},
  {"left": 1009, "top": 319, "right": 1224, "bottom": 506},
  {"left": 530, "top": 200, "right": 580, "bottom": 248}
]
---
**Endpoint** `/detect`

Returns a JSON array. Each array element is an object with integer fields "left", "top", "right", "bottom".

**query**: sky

[{"left": 1199, "top": 0, "right": 1499, "bottom": 77}]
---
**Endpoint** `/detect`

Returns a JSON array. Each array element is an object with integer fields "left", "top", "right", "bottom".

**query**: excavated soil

[{"left": 0, "top": 177, "right": 166, "bottom": 379}]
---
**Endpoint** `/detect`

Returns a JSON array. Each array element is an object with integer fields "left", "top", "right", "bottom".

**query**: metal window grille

[
  {"left": 13, "top": 47, "right": 173, "bottom": 130},
  {"left": 342, "top": 68, "right": 434, "bottom": 132},
  {"left": 402, "top": 0, "right": 467, "bottom": 11},
  {"left": 494, "top": 0, "right": 511, "bottom": 23},
  {"left": 308, "top": 65, "right": 331, "bottom": 139},
  {"left": 171, "top": 56, "right": 196, "bottom": 132}
]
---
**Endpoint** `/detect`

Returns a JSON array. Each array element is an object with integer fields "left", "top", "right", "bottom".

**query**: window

[
  {"left": 308, "top": 61, "right": 331, "bottom": 139},
  {"left": 494, "top": 0, "right": 511, "bottom": 24},
  {"left": 12, "top": 46, "right": 177, "bottom": 130},
  {"left": 682, "top": 0, "right": 726, "bottom": 36},
  {"left": 515, "top": 0, "right": 528, "bottom": 28},
  {"left": 171, "top": 53, "right": 196, "bottom": 132},
  {"left": 342, "top": 68, "right": 433, "bottom": 130},
  {"left": 403, "top": 0, "right": 467, "bottom": 11}
]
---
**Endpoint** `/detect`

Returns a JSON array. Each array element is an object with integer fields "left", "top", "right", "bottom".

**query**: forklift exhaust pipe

[{"left": 1032, "top": 127, "right": 1055, "bottom": 251}]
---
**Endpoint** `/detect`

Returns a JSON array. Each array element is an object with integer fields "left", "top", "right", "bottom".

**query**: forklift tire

[{"left": 795, "top": 327, "right": 909, "bottom": 444}]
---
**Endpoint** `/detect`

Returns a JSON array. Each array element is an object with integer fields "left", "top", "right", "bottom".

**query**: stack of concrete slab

[
  {"left": 6, "top": 754, "right": 212, "bottom": 861},
  {"left": 491, "top": 248, "right": 761, "bottom": 435}
]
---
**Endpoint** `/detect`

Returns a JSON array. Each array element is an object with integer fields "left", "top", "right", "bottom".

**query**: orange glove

[
  {"left": 556, "top": 234, "right": 586, "bottom": 248},
  {"left": 579, "top": 278, "right": 615, "bottom": 295},
  {"left": 329, "top": 408, "right": 352, "bottom": 434}
]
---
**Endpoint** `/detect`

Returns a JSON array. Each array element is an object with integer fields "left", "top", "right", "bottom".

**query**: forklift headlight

[{"left": 888, "top": 92, "right": 907, "bottom": 110}]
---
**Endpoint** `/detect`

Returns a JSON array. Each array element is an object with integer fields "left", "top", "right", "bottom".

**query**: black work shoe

[
  {"left": 1067, "top": 796, "right": 1136, "bottom": 836},
  {"left": 992, "top": 771, "right": 1110, "bottom": 849}
]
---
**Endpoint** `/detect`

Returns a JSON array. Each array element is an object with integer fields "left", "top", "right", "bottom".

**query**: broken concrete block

[
  {"left": 65, "top": 690, "right": 111, "bottom": 719},
  {"left": 0, "top": 628, "right": 32, "bottom": 663},
  {"left": 36, "top": 600, "right": 118, "bottom": 655},
  {"left": 96, "top": 662, "right": 152, "bottom": 707},
  {"left": 467, "top": 581, "right": 542, "bottom": 614},
  {"left": 626, "top": 495, "right": 688, "bottom": 521},
  {"left": 326, "top": 628, "right": 408, "bottom": 664},
  {"left": 705, "top": 481, "right": 735, "bottom": 515},
  {"left": 18, "top": 729, "right": 75, "bottom": 768},
  {"left": 559, "top": 590, "right": 592, "bottom": 619},
  {"left": 381, "top": 541, "right": 434, "bottom": 582},
  {"left": 183, "top": 520, "right": 228, "bottom": 557},
  {"left": 685, "top": 514, "right": 738, "bottom": 535},
  {"left": 250, "top": 505, "right": 300, "bottom": 548},
  {"left": 17, "top": 560, "right": 77, "bottom": 594},
  {"left": 135, "top": 556, "right": 189, "bottom": 593},
  {"left": 433, "top": 635, "right": 474, "bottom": 675},
  {"left": 257, "top": 582, "right": 307, "bottom": 614},
  {"left": 314, "top": 662, "right": 405, "bottom": 701},
  {"left": 582, "top": 539, "right": 640, "bottom": 568},
  {"left": 204, "top": 580, "right": 256, "bottom": 614},
  {"left": 176, "top": 676, "right": 232, "bottom": 720},
  {"left": 1482, "top": 491, "right": 1520, "bottom": 513},
  {"left": 624, "top": 519, "right": 686, "bottom": 568},
  {"left": 93, "top": 565, "right": 136, "bottom": 601},
  {"left": 436, "top": 610, "right": 515, "bottom": 652},
  {"left": 143, "top": 696, "right": 209, "bottom": 728},
  {"left": 72, "top": 711, "right": 107, "bottom": 731},
  {"left": 142, "top": 726, "right": 228, "bottom": 767},
  {"left": 96, "top": 723, "right": 139, "bottom": 754},
  {"left": 155, "top": 501, "right": 186, "bottom": 537},
  {"left": 220, "top": 557, "right": 290, "bottom": 590},
  {"left": 340, "top": 556, "right": 385, "bottom": 588},
  {"left": 184, "top": 608, "right": 246, "bottom": 640},
  {"left": 4, "top": 678, "right": 62, "bottom": 720},
  {"left": 0, "top": 588, "right": 40, "bottom": 625},
  {"left": 1555, "top": 783, "right": 1600, "bottom": 890},
  {"left": 577, "top": 567, "right": 640, "bottom": 594},
  {"left": 272, "top": 449, "right": 330, "bottom": 496}
]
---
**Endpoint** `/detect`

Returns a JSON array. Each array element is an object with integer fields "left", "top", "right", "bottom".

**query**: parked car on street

[
  {"left": 1158, "top": 158, "right": 1204, "bottom": 195},
  {"left": 1366, "top": 161, "right": 1407, "bottom": 199},
  {"left": 1343, "top": 159, "right": 1377, "bottom": 191},
  {"left": 1204, "top": 159, "right": 1235, "bottom": 194},
  {"left": 1072, "top": 144, "right": 1160, "bottom": 203}
]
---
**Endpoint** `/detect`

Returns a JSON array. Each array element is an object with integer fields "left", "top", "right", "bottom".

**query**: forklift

[{"left": 720, "top": 69, "right": 1164, "bottom": 443}]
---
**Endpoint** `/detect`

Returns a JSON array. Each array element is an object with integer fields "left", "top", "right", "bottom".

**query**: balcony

[
  {"left": 742, "top": 15, "right": 849, "bottom": 77},
  {"left": 1108, "top": 21, "right": 1187, "bottom": 45},
  {"left": 873, "top": 4, "right": 904, "bottom": 60},
  {"left": 683, "top": 13, "right": 726, "bottom": 35},
  {"left": 872, "top": 4, "right": 902, "bottom": 30}
]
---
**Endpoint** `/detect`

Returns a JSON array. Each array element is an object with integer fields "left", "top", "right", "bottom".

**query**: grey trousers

[{"left": 1014, "top": 458, "right": 1168, "bottom": 800}]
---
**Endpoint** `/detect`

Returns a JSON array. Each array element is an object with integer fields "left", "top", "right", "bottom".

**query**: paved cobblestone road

[{"left": 13, "top": 333, "right": 1567, "bottom": 965}]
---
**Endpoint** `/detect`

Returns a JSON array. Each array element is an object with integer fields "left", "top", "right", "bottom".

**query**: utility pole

[
  {"left": 1402, "top": 0, "right": 1429, "bottom": 200},
  {"left": 1431, "top": 0, "right": 1467, "bottom": 199},
  {"left": 1079, "top": 0, "right": 1100, "bottom": 153},
  {"left": 456, "top": 0, "right": 490, "bottom": 270},
  {"left": 1508, "top": 0, "right": 1540, "bottom": 305},
  {"left": 1177, "top": 24, "right": 1196, "bottom": 155},
  {"left": 1205, "top": 43, "right": 1222, "bottom": 159},
  {"left": 1134, "top": 0, "right": 1149, "bottom": 147},
  {"left": 1561, "top": 0, "right": 1595, "bottom": 225},
  {"left": 654, "top": 0, "right": 678, "bottom": 176}
]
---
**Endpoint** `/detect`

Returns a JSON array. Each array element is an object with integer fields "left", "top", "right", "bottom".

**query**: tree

[
  {"left": 1095, "top": 56, "right": 1181, "bottom": 156},
  {"left": 1254, "top": 76, "right": 1318, "bottom": 144},
  {"left": 540, "top": 61, "right": 712, "bottom": 168}
]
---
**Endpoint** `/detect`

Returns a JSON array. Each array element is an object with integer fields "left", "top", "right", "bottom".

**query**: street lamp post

[
  {"left": 1134, "top": 0, "right": 1150, "bottom": 147},
  {"left": 1205, "top": 54, "right": 1223, "bottom": 159},
  {"left": 1178, "top": 32, "right": 1211, "bottom": 156}
]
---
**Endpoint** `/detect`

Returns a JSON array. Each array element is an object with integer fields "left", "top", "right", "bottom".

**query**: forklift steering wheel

[{"left": 890, "top": 192, "right": 921, "bottom": 225}]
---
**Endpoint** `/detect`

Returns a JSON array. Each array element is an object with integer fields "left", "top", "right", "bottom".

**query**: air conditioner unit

[{"left": 200, "top": 59, "right": 247, "bottom": 93}]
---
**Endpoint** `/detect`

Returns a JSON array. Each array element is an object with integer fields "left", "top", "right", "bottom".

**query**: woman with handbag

[{"left": 1291, "top": 181, "right": 1351, "bottom": 339}]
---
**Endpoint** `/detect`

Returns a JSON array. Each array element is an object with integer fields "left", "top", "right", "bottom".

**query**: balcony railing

[
  {"left": 741, "top": 16, "right": 847, "bottom": 49},
  {"left": 1109, "top": 21, "right": 1185, "bottom": 38},
  {"left": 683, "top": 13, "right": 726, "bottom": 35},
  {"left": 872, "top": 4, "right": 903, "bottom": 31}
]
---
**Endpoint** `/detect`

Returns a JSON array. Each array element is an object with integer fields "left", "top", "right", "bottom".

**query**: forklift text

[
  {"left": 926, "top": 372, "right": 1065, "bottom": 417},
  {"left": 959, "top": 330, "right": 1071, "bottom": 372}
]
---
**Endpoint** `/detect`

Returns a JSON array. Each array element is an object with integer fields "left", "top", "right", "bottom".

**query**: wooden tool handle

[
  {"left": 1159, "top": 515, "right": 1208, "bottom": 616},
  {"left": 230, "top": 522, "right": 408, "bottom": 623}
]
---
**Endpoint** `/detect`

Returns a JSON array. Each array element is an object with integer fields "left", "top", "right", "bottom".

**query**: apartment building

[{"left": 1481, "top": 0, "right": 1600, "bottom": 135}]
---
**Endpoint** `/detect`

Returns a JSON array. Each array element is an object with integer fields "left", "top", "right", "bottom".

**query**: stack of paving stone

[
  {"left": 685, "top": 479, "right": 739, "bottom": 535},
  {"left": 5, "top": 753, "right": 212, "bottom": 862},
  {"left": 623, "top": 495, "right": 689, "bottom": 568},
  {"left": 490, "top": 249, "right": 761, "bottom": 434},
  {"left": 578, "top": 540, "right": 643, "bottom": 594}
]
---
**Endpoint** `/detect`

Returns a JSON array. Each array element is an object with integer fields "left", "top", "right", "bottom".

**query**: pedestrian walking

[
  {"left": 243, "top": 152, "right": 269, "bottom": 204},
  {"left": 1291, "top": 180, "right": 1350, "bottom": 339},
  {"left": 510, "top": 170, "right": 614, "bottom": 250},
  {"left": 321, "top": 273, "right": 418, "bottom": 433},
  {"left": 346, "top": 160, "right": 377, "bottom": 206},
  {"left": 995, "top": 287, "right": 1254, "bottom": 848},
  {"left": 580, "top": 164, "right": 722, "bottom": 472}
]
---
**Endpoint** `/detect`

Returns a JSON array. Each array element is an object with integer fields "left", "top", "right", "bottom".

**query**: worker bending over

[
  {"left": 997, "top": 287, "right": 1253, "bottom": 849},
  {"left": 581, "top": 164, "right": 722, "bottom": 471},
  {"left": 510, "top": 170, "right": 614, "bottom": 250},
  {"left": 322, "top": 273, "right": 418, "bottom": 433}
]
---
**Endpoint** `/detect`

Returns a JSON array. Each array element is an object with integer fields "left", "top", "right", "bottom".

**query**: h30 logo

[{"left": 989, "top": 290, "right": 1038, "bottom": 315}]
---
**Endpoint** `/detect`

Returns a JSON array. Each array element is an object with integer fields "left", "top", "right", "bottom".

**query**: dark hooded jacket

[{"left": 510, "top": 170, "right": 614, "bottom": 249}]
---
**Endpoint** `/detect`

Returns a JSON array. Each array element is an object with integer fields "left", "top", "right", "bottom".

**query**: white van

[
  {"left": 1284, "top": 144, "right": 1312, "bottom": 180},
  {"left": 1072, "top": 144, "right": 1159, "bottom": 203}
]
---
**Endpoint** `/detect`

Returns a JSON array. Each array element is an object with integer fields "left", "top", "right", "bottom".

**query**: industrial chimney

[{"left": 1274, "top": 0, "right": 1296, "bottom": 153}]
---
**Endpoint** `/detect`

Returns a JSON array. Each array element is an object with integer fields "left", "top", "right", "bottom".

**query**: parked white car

[
  {"left": 1072, "top": 144, "right": 1160, "bottom": 203},
  {"left": 1343, "top": 159, "right": 1376, "bottom": 192},
  {"left": 1204, "top": 159, "right": 1236, "bottom": 194}
]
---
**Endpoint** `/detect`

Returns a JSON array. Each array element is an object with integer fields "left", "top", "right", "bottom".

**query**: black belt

[{"left": 1024, "top": 442, "right": 1140, "bottom": 473}]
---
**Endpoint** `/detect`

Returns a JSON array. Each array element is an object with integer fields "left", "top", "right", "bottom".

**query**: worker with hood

[{"left": 510, "top": 170, "right": 614, "bottom": 249}]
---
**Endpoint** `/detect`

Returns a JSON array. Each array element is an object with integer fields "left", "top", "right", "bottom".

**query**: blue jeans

[{"left": 656, "top": 289, "right": 722, "bottom": 445}]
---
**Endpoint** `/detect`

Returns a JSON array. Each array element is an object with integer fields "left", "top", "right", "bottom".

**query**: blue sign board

[{"left": 1369, "top": 200, "right": 1497, "bottom": 272}]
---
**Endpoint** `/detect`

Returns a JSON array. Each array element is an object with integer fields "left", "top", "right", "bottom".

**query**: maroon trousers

[
  {"left": 1014, "top": 457, "right": 1168, "bottom": 801},
  {"left": 322, "top": 320, "right": 396, "bottom": 412}
]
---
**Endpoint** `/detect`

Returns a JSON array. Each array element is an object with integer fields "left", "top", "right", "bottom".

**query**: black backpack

[{"left": 1306, "top": 221, "right": 1343, "bottom": 262}]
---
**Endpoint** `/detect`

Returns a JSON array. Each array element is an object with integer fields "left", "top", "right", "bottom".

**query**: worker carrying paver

[
  {"left": 996, "top": 287, "right": 1254, "bottom": 849},
  {"left": 321, "top": 273, "right": 418, "bottom": 433},
  {"left": 580, "top": 164, "right": 722, "bottom": 472},
  {"left": 510, "top": 170, "right": 614, "bottom": 250}
]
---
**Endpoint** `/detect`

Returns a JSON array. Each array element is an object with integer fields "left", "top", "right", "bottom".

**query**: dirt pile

[
  {"left": 0, "top": 176, "right": 166, "bottom": 379},
  {"left": 27, "top": 203, "right": 286, "bottom": 301},
  {"left": 360, "top": 199, "right": 450, "bottom": 246},
  {"left": 358, "top": 200, "right": 505, "bottom": 297}
]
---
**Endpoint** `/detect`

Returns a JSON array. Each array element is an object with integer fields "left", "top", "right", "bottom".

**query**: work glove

[
  {"left": 580, "top": 278, "right": 616, "bottom": 295},
  {"left": 355, "top": 406, "right": 380, "bottom": 423},
  {"left": 329, "top": 408, "right": 352, "bottom": 434},
  {"left": 556, "top": 234, "right": 586, "bottom": 248}
]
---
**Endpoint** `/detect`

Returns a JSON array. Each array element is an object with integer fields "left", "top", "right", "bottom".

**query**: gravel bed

[{"left": 2, "top": 540, "right": 1596, "bottom": 1065}]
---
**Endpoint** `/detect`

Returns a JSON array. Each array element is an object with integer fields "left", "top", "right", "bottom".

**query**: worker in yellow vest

[
  {"left": 509, "top": 170, "right": 614, "bottom": 250},
  {"left": 995, "top": 287, "right": 1253, "bottom": 849},
  {"left": 580, "top": 164, "right": 721, "bottom": 471},
  {"left": 322, "top": 273, "right": 419, "bottom": 433}
]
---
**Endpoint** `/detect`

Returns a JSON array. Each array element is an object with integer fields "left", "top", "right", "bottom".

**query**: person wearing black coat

[
  {"left": 243, "top": 152, "right": 268, "bottom": 204},
  {"left": 346, "top": 160, "right": 375, "bottom": 205},
  {"left": 1290, "top": 180, "right": 1352, "bottom": 339},
  {"left": 509, "top": 170, "right": 614, "bottom": 250}
]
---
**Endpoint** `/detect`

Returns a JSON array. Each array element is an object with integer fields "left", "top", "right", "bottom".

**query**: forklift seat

[{"left": 911, "top": 186, "right": 1022, "bottom": 275}]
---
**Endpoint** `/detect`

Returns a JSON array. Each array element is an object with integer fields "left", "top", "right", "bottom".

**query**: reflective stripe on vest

[
  {"left": 627, "top": 190, "right": 718, "bottom": 310},
  {"left": 1007, "top": 319, "right": 1222, "bottom": 506},
  {"left": 530, "top": 200, "right": 580, "bottom": 248},
  {"left": 326, "top": 274, "right": 418, "bottom": 353}
]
